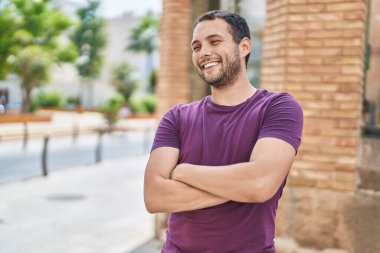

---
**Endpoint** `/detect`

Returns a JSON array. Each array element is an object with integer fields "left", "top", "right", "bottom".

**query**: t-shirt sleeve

[
  {"left": 151, "top": 105, "right": 181, "bottom": 152},
  {"left": 258, "top": 93, "right": 303, "bottom": 152}
]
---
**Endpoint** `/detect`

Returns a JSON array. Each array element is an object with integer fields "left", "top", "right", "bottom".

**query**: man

[{"left": 144, "top": 10, "right": 303, "bottom": 252}]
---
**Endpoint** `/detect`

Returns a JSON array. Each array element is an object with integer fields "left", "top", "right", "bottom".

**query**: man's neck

[{"left": 210, "top": 76, "right": 256, "bottom": 106}]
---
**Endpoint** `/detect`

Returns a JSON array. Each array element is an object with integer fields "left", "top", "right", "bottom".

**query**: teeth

[{"left": 203, "top": 62, "right": 218, "bottom": 69}]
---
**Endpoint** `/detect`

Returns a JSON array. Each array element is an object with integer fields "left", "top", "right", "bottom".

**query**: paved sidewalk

[{"left": 0, "top": 155, "right": 161, "bottom": 253}]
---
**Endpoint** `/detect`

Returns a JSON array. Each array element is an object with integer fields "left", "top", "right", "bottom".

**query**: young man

[{"left": 144, "top": 10, "right": 303, "bottom": 252}]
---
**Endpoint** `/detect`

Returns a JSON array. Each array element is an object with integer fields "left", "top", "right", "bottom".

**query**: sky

[{"left": 68, "top": 0, "right": 162, "bottom": 18}]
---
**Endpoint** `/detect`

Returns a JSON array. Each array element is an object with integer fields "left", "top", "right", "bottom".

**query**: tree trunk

[{"left": 21, "top": 81, "right": 32, "bottom": 114}]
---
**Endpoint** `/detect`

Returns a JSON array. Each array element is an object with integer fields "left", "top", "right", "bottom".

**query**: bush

[
  {"left": 98, "top": 94, "right": 125, "bottom": 125},
  {"left": 129, "top": 94, "right": 156, "bottom": 114},
  {"left": 32, "top": 89, "right": 65, "bottom": 108}
]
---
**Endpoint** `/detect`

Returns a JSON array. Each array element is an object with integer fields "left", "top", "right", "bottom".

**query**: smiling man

[{"left": 144, "top": 10, "right": 303, "bottom": 253}]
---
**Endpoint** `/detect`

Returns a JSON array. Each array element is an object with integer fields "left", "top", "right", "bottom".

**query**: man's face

[{"left": 191, "top": 19, "right": 242, "bottom": 89}]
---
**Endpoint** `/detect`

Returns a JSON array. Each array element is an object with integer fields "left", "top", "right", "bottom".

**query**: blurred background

[{"left": 0, "top": 0, "right": 379, "bottom": 252}]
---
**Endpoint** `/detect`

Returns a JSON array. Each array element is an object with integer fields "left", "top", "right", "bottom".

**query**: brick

[
  {"left": 286, "top": 66, "right": 304, "bottom": 73},
  {"left": 324, "top": 38, "right": 362, "bottom": 47},
  {"left": 308, "top": 0, "right": 350, "bottom": 3},
  {"left": 263, "top": 24, "right": 287, "bottom": 34},
  {"left": 267, "top": 0, "right": 287, "bottom": 11},
  {"left": 333, "top": 92, "right": 362, "bottom": 101},
  {"left": 339, "top": 119, "right": 360, "bottom": 129},
  {"left": 261, "top": 75, "right": 285, "bottom": 82},
  {"left": 287, "top": 22, "right": 324, "bottom": 30},
  {"left": 262, "top": 41, "right": 286, "bottom": 50},
  {"left": 325, "top": 21, "right": 365, "bottom": 30},
  {"left": 343, "top": 29, "right": 366, "bottom": 38},
  {"left": 288, "top": 14, "right": 307, "bottom": 22},
  {"left": 319, "top": 128, "right": 359, "bottom": 137},
  {"left": 334, "top": 171, "right": 356, "bottom": 183},
  {"left": 306, "top": 30, "right": 343, "bottom": 38},
  {"left": 262, "top": 49, "right": 286, "bottom": 58},
  {"left": 287, "top": 49, "right": 305, "bottom": 56},
  {"left": 344, "top": 10, "right": 366, "bottom": 20},
  {"left": 290, "top": 91, "right": 320, "bottom": 99},
  {"left": 305, "top": 48, "right": 342, "bottom": 56},
  {"left": 342, "top": 47, "right": 364, "bottom": 56},
  {"left": 265, "top": 15, "right": 287, "bottom": 27},
  {"left": 288, "top": 4, "right": 325, "bottom": 13},
  {"left": 262, "top": 32, "right": 286, "bottom": 42},
  {"left": 262, "top": 58, "right": 286, "bottom": 66},
  {"left": 287, "top": 74, "right": 322, "bottom": 82},
  {"left": 322, "top": 74, "right": 362, "bottom": 83},
  {"left": 261, "top": 66, "right": 285, "bottom": 74},
  {"left": 338, "top": 101, "right": 362, "bottom": 109},
  {"left": 287, "top": 57, "right": 323, "bottom": 65},
  {"left": 303, "top": 66, "right": 341, "bottom": 73},
  {"left": 288, "top": 39, "right": 322, "bottom": 47},
  {"left": 288, "top": 31, "right": 307, "bottom": 39},
  {"left": 326, "top": 2, "right": 366, "bottom": 12},
  {"left": 306, "top": 13, "right": 344, "bottom": 21},
  {"left": 331, "top": 181, "right": 355, "bottom": 191},
  {"left": 324, "top": 57, "right": 363, "bottom": 65},
  {"left": 304, "top": 118, "right": 339, "bottom": 128},
  {"left": 303, "top": 84, "right": 340, "bottom": 91},
  {"left": 289, "top": 0, "right": 307, "bottom": 3},
  {"left": 341, "top": 66, "right": 364, "bottom": 75},
  {"left": 301, "top": 101, "right": 335, "bottom": 109},
  {"left": 339, "top": 83, "right": 363, "bottom": 92},
  {"left": 320, "top": 109, "right": 360, "bottom": 118},
  {"left": 338, "top": 137, "right": 358, "bottom": 147},
  {"left": 286, "top": 84, "right": 304, "bottom": 91},
  {"left": 320, "top": 145, "right": 358, "bottom": 156}
]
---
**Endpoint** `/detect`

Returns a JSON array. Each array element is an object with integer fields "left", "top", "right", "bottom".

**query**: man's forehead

[{"left": 192, "top": 19, "right": 231, "bottom": 41}]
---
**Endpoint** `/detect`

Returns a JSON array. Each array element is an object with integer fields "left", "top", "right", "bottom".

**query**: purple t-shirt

[{"left": 152, "top": 89, "right": 303, "bottom": 253}]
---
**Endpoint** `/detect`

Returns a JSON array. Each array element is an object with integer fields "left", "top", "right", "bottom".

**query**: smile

[{"left": 202, "top": 61, "right": 220, "bottom": 69}]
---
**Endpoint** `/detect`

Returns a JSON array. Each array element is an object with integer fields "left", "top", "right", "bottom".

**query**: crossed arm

[{"left": 143, "top": 137, "right": 296, "bottom": 214}]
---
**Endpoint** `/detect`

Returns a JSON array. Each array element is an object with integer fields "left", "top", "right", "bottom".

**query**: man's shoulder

[
  {"left": 256, "top": 89, "right": 299, "bottom": 106},
  {"left": 167, "top": 97, "right": 208, "bottom": 114}
]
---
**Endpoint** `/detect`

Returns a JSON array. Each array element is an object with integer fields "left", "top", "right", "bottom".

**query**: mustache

[{"left": 199, "top": 57, "right": 221, "bottom": 66}]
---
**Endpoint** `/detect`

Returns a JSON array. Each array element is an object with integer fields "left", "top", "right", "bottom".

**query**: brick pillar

[
  {"left": 156, "top": 0, "right": 192, "bottom": 118},
  {"left": 262, "top": 0, "right": 367, "bottom": 192},
  {"left": 262, "top": 0, "right": 368, "bottom": 250}
]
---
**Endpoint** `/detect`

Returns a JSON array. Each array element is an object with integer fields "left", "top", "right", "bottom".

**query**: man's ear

[{"left": 240, "top": 37, "right": 252, "bottom": 57}]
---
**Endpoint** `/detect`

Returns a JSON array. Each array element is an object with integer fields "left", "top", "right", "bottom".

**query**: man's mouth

[{"left": 201, "top": 61, "right": 220, "bottom": 69}]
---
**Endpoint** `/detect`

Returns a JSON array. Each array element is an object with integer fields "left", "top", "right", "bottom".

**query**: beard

[{"left": 196, "top": 48, "right": 241, "bottom": 89}]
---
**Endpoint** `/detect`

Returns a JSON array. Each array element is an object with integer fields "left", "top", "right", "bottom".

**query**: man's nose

[{"left": 199, "top": 45, "right": 212, "bottom": 59}]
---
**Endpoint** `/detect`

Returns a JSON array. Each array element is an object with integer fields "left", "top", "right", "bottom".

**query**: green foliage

[
  {"left": 127, "top": 11, "right": 158, "bottom": 54},
  {"left": 148, "top": 68, "right": 157, "bottom": 92},
  {"left": 129, "top": 94, "right": 156, "bottom": 114},
  {"left": 66, "top": 96, "right": 81, "bottom": 105},
  {"left": 0, "top": 0, "right": 75, "bottom": 112},
  {"left": 32, "top": 89, "right": 65, "bottom": 108},
  {"left": 110, "top": 63, "right": 139, "bottom": 102},
  {"left": 99, "top": 94, "right": 125, "bottom": 125},
  {"left": 71, "top": 0, "right": 107, "bottom": 80}
]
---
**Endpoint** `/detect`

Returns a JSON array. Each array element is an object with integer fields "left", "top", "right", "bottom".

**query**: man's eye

[
  {"left": 211, "top": 40, "right": 220, "bottom": 45},
  {"left": 192, "top": 46, "right": 200, "bottom": 51}
]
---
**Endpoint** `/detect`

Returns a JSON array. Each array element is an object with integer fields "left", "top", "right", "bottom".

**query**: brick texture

[
  {"left": 156, "top": 0, "right": 193, "bottom": 117},
  {"left": 261, "top": 0, "right": 368, "bottom": 191}
]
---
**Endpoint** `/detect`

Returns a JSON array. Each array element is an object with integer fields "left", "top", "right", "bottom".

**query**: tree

[
  {"left": 71, "top": 0, "right": 107, "bottom": 108},
  {"left": 127, "top": 11, "right": 158, "bottom": 91},
  {"left": 0, "top": 0, "right": 76, "bottom": 112},
  {"left": 110, "top": 62, "right": 139, "bottom": 103}
]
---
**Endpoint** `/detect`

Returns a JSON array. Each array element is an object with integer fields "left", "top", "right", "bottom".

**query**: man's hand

[{"left": 144, "top": 147, "right": 228, "bottom": 213}]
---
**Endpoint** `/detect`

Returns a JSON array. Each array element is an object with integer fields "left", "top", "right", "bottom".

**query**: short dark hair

[{"left": 194, "top": 10, "right": 251, "bottom": 67}]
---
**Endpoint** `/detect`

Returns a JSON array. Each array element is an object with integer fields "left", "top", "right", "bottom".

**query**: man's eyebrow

[{"left": 191, "top": 34, "right": 224, "bottom": 47}]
